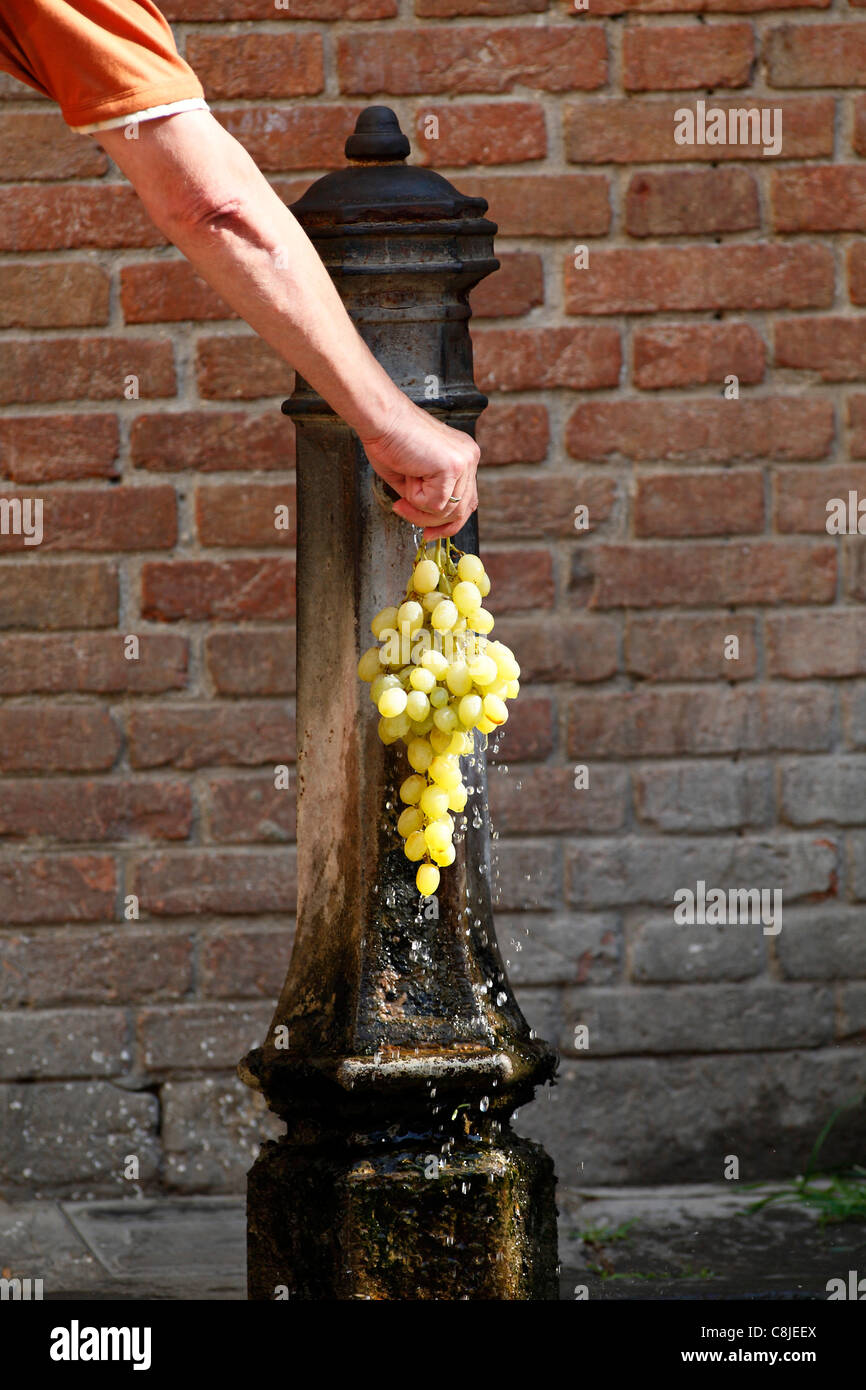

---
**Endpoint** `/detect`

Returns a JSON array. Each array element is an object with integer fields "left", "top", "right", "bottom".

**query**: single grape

[
  {"left": 397, "top": 806, "right": 425, "bottom": 838},
  {"left": 413, "top": 558, "right": 440, "bottom": 594},
  {"left": 448, "top": 731, "right": 471, "bottom": 756},
  {"left": 407, "top": 738, "right": 434, "bottom": 773},
  {"left": 406, "top": 690, "right": 431, "bottom": 721},
  {"left": 467, "top": 654, "right": 498, "bottom": 688},
  {"left": 397, "top": 600, "right": 424, "bottom": 633},
  {"left": 422, "top": 591, "right": 447, "bottom": 613},
  {"left": 370, "top": 673, "right": 400, "bottom": 704},
  {"left": 432, "top": 842, "right": 456, "bottom": 868},
  {"left": 457, "top": 553, "right": 485, "bottom": 585},
  {"left": 420, "top": 649, "right": 449, "bottom": 678},
  {"left": 429, "top": 686, "right": 449, "bottom": 709},
  {"left": 430, "top": 755, "right": 461, "bottom": 790},
  {"left": 400, "top": 773, "right": 427, "bottom": 805},
  {"left": 357, "top": 647, "right": 381, "bottom": 682},
  {"left": 475, "top": 715, "right": 496, "bottom": 735},
  {"left": 410, "top": 715, "right": 435, "bottom": 735},
  {"left": 483, "top": 694, "right": 508, "bottom": 726},
  {"left": 416, "top": 862, "right": 440, "bottom": 896},
  {"left": 424, "top": 818, "right": 452, "bottom": 854},
  {"left": 447, "top": 783, "right": 468, "bottom": 813},
  {"left": 419, "top": 784, "right": 450, "bottom": 819},
  {"left": 488, "top": 642, "right": 520, "bottom": 681},
  {"left": 409, "top": 666, "right": 436, "bottom": 693},
  {"left": 477, "top": 573, "right": 491, "bottom": 598},
  {"left": 467, "top": 608, "right": 494, "bottom": 635},
  {"left": 371, "top": 606, "right": 398, "bottom": 638},
  {"left": 433, "top": 706, "right": 459, "bottom": 734},
  {"left": 378, "top": 687, "right": 408, "bottom": 718},
  {"left": 445, "top": 662, "right": 473, "bottom": 697},
  {"left": 452, "top": 580, "right": 482, "bottom": 616},
  {"left": 429, "top": 727, "right": 452, "bottom": 755},
  {"left": 404, "top": 830, "right": 427, "bottom": 862},
  {"left": 378, "top": 717, "right": 400, "bottom": 745},
  {"left": 382, "top": 711, "right": 410, "bottom": 739},
  {"left": 431, "top": 599, "right": 458, "bottom": 632},
  {"left": 484, "top": 678, "right": 509, "bottom": 700},
  {"left": 458, "top": 693, "right": 483, "bottom": 727}
]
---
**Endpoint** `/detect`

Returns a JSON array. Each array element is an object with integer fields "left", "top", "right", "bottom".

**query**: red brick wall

[{"left": 1, "top": 1, "right": 865, "bottom": 1197}]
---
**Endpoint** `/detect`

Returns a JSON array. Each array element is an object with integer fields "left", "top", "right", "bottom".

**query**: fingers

[{"left": 392, "top": 495, "right": 460, "bottom": 529}]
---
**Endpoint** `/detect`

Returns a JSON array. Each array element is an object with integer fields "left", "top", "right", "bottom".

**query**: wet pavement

[{"left": 1, "top": 1183, "right": 863, "bottom": 1300}]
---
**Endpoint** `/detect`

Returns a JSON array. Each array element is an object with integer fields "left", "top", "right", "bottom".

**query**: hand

[{"left": 359, "top": 394, "right": 480, "bottom": 539}]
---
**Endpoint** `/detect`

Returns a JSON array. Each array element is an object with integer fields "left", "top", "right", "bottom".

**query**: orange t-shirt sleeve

[{"left": 0, "top": 0, "right": 204, "bottom": 128}]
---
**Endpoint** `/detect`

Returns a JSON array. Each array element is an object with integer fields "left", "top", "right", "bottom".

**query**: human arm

[{"left": 95, "top": 109, "right": 479, "bottom": 538}]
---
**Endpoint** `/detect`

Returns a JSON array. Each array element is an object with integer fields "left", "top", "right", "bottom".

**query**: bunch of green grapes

[{"left": 357, "top": 538, "right": 521, "bottom": 898}]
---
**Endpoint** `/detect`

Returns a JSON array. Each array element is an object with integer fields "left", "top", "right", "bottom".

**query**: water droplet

[
  {"left": 479, "top": 1096, "right": 489, "bottom": 1112},
  {"left": 496, "top": 991, "right": 507, "bottom": 1006}
]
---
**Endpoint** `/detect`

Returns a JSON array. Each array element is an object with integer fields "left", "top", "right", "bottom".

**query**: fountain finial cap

[{"left": 345, "top": 106, "right": 410, "bottom": 162}]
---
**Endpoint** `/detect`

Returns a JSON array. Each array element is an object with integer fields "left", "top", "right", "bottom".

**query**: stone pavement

[{"left": 1, "top": 1184, "right": 864, "bottom": 1300}]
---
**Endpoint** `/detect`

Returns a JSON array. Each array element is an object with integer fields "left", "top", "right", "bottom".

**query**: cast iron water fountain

[{"left": 239, "top": 106, "right": 559, "bottom": 1300}]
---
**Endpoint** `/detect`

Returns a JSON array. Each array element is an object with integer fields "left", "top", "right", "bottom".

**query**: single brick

[
  {"left": 478, "top": 472, "right": 617, "bottom": 540},
  {"left": 337, "top": 26, "right": 606, "bottom": 93},
  {"left": 623, "top": 23, "right": 754, "bottom": 90},
  {"left": 0, "top": 562, "right": 117, "bottom": 629},
  {"left": 131, "top": 850, "right": 297, "bottom": 916},
  {"left": 206, "top": 629, "right": 295, "bottom": 696},
  {"left": 772, "top": 167, "right": 866, "bottom": 232},
  {"left": 0, "top": 112, "right": 107, "bottom": 180},
  {"left": 635, "top": 761, "right": 773, "bottom": 831},
  {"left": 469, "top": 252, "right": 544, "bottom": 318},
  {"left": 0, "top": 929, "right": 193, "bottom": 1007},
  {"left": 565, "top": 834, "right": 836, "bottom": 909},
  {"left": 208, "top": 774, "right": 297, "bottom": 842},
  {"left": 136, "top": 1002, "right": 273, "bottom": 1071},
  {"left": 766, "top": 613, "right": 866, "bottom": 678},
  {"left": 0, "top": 414, "right": 119, "bottom": 484},
  {"left": 565, "top": 245, "right": 832, "bottom": 314},
  {"left": 564, "top": 97, "right": 833, "bottom": 164},
  {"left": 0, "top": 487, "right": 177, "bottom": 552},
  {"left": 625, "top": 615, "right": 757, "bottom": 681},
  {"left": 632, "top": 323, "right": 765, "bottom": 389},
  {"left": 489, "top": 764, "right": 628, "bottom": 834},
  {"left": 196, "top": 483, "right": 296, "bottom": 547},
  {"left": 131, "top": 410, "right": 294, "bottom": 473},
  {"left": 626, "top": 168, "right": 759, "bottom": 236},
  {"left": 452, "top": 173, "right": 610, "bottom": 236},
  {"left": 570, "top": 541, "right": 835, "bottom": 609},
  {"left": 775, "top": 318, "right": 866, "bottom": 382},
  {"left": 128, "top": 704, "right": 295, "bottom": 770},
  {"left": 0, "top": 634, "right": 187, "bottom": 694},
  {"left": 141, "top": 559, "right": 296, "bottom": 621},
  {"left": 0, "top": 779, "right": 191, "bottom": 841},
  {"left": 0, "top": 855, "right": 116, "bottom": 924},
  {"left": 0, "top": 1008, "right": 129, "bottom": 1080},
  {"left": 473, "top": 326, "right": 621, "bottom": 391},
  {"left": 196, "top": 336, "right": 294, "bottom": 400},
  {"left": 476, "top": 403, "right": 549, "bottom": 464},
  {"left": 0, "top": 264, "right": 109, "bottom": 329},
  {"left": 0, "top": 338, "right": 175, "bottom": 406},
  {"left": 186, "top": 32, "right": 324, "bottom": 97},
  {"left": 0, "top": 707, "right": 121, "bottom": 772},
  {"left": 567, "top": 686, "right": 834, "bottom": 757},
  {"left": 566, "top": 398, "right": 833, "bottom": 463},
  {"left": 780, "top": 756, "right": 866, "bottom": 825},
  {"left": 200, "top": 927, "right": 295, "bottom": 998},
  {"left": 634, "top": 470, "right": 764, "bottom": 536},
  {"left": 412, "top": 102, "right": 546, "bottom": 165},
  {"left": 494, "top": 616, "right": 619, "bottom": 684}
]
